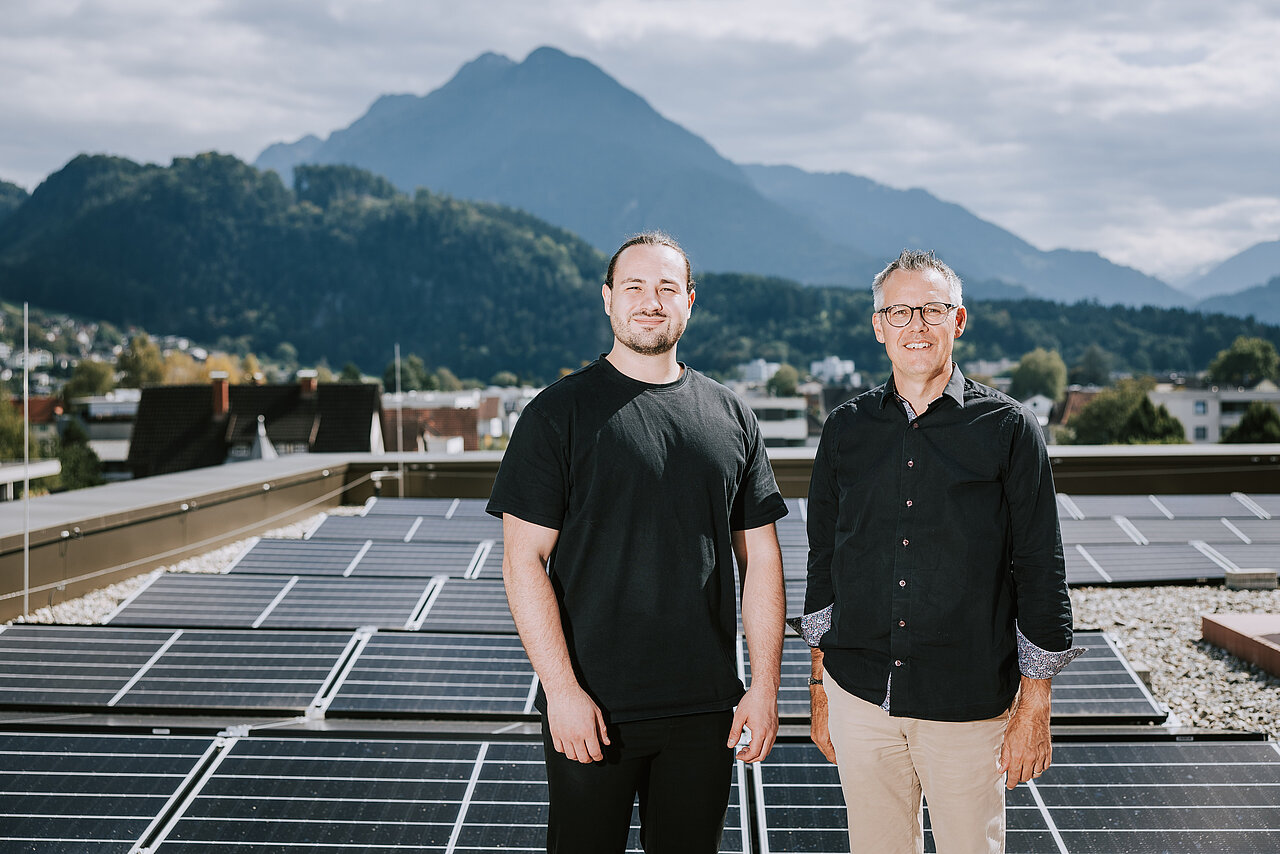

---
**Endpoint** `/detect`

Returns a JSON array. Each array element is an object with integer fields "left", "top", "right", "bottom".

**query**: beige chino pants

[{"left": 824, "top": 668, "right": 1009, "bottom": 854}]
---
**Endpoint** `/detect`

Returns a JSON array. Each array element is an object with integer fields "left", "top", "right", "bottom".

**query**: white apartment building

[{"left": 1149, "top": 383, "right": 1280, "bottom": 443}]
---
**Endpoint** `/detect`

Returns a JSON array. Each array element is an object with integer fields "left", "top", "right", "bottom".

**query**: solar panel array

[{"left": 4, "top": 495, "right": 1279, "bottom": 852}]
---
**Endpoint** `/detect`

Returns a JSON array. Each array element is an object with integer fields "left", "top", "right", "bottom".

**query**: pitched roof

[
  {"left": 10, "top": 396, "right": 62, "bottom": 425},
  {"left": 127, "top": 382, "right": 383, "bottom": 478}
]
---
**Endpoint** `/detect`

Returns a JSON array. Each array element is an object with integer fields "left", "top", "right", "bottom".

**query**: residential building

[
  {"left": 127, "top": 374, "right": 384, "bottom": 479},
  {"left": 741, "top": 394, "right": 808, "bottom": 448},
  {"left": 1149, "top": 382, "right": 1280, "bottom": 444}
]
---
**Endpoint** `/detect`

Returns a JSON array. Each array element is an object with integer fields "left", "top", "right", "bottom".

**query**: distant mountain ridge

[
  {"left": 256, "top": 46, "right": 1191, "bottom": 308},
  {"left": 1184, "top": 239, "right": 1280, "bottom": 300}
]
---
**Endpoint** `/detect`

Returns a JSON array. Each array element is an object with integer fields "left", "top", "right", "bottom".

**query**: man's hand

[
  {"left": 546, "top": 685, "right": 610, "bottom": 764},
  {"left": 809, "top": 684, "right": 837, "bottom": 763},
  {"left": 998, "top": 676, "right": 1052, "bottom": 789},
  {"left": 727, "top": 684, "right": 778, "bottom": 762}
]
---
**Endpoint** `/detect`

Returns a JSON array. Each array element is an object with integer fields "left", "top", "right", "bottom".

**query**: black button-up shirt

[{"left": 805, "top": 367, "right": 1073, "bottom": 722}]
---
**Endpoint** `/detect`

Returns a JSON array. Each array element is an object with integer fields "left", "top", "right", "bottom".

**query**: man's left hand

[
  {"left": 998, "top": 676, "right": 1052, "bottom": 789},
  {"left": 727, "top": 684, "right": 779, "bottom": 763}
]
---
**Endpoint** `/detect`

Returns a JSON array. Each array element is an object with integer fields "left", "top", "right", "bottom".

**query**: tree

[
  {"left": 766, "top": 363, "right": 800, "bottom": 397},
  {"left": 1119, "top": 397, "right": 1186, "bottom": 444},
  {"left": 1008, "top": 348, "right": 1067, "bottom": 402},
  {"left": 162, "top": 351, "right": 204, "bottom": 384},
  {"left": 1221, "top": 401, "right": 1280, "bottom": 443},
  {"left": 490, "top": 370, "right": 520, "bottom": 387},
  {"left": 383, "top": 354, "right": 432, "bottom": 391},
  {"left": 55, "top": 419, "right": 103, "bottom": 491},
  {"left": 0, "top": 393, "right": 40, "bottom": 460},
  {"left": 1070, "top": 344, "right": 1112, "bottom": 387},
  {"left": 434, "top": 367, "right": 463, "bottom": 392},
  {"left": 1065, "top": 378, "right": 1152, "bottom": 444},
  {"left": 339, "top": 362, "right": 364, "bottom": 383},
  {"left": 241, "top": 353, "right": 264, "bottom": 383},
  {"left": 1207, "top": 336, "right": 1280, "bottom": 388},
  {"left": 204, "top": 353, "right": 241, "bottom": 381},
  {"left": 62, "top": 359, "right": 115, "bottom": 401},
  {"left": 117, "top": 334, "right": 163, "bottom": 387}
]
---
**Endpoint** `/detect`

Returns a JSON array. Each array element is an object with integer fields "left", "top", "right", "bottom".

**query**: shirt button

[
  {"left": 907, "top": 460, "right": 914, "bottom": 467},
  {"left": 906, "top": 500, "right": 913, "bottom": 507},
  {"left": 902, "top": 538, "right": 909, "bottom": 546},
  {"left": 895, "top": 659, "right": 903, "bottom": 666},
  {"left": 899, "top": 620, "right": 906, "bottom": 627},
  {"left": 912, "top": 422, "right": 919, "bottom": 429},
  {"left": 899, "top": 579, "right": 906, "bottom": 587}
]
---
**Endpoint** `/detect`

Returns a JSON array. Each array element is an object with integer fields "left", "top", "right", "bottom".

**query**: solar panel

[
  {"left": 410, "top": 578, "right": 515, "bottom": 634},
  {"left": 0, "top": 731, "right": 218, "bottom": 853},
  {"left": 1244, "top": 494, "right": 1280, "bottom": 516},
  {"left": 107, "top": 573, "right": 290, "bottom": 627},
  {"left": 142, "top": 737, "right": 749, "bottom": 853},
  {"left": 1059, "top": 518, "right": 1135, "bottom": 545},
  {"left": 0, "top": 626, "right": 354, "bottom": 713},
  {"left": 1195, "top": 541, "right": 1280, "bottom": 572},
  {"left": 108, "top": 573, "right": 438, "bottom": 630},
  {"left": 1228, "top": 519, "right": 1280, "bottom": 544},
  {"left": 1058, "top": 494, "right": 1170, "bottom": 519},
  {"left": 1151, "top": 494, "right": 1267, "bottom": 519},
  {"left": 747, "top": 632, "right": 1164, "bottom": 725},
  {"left": 0, "top": 625, "right": 179, "bottom": 707},
  {"left": 1064, "top": 544, "right": 1110, "bottom": 585},
  {"left": 1127, "top": 517, "right": 1254, "bottom": 544},
  {"left": 308, "top": 514, "right": 420, "bottom": 541},
  {"left": 326, "top": 632, "right": 537, "bottom": 717},
  {"left": 1051, "top": 632, "right": 1166, "bottom": 723},
  {"left": 229, "top": 538, "right": 369, "bottom": 575},
  {"left": 1068, "top": 544, "right": 1222, "bottom": 585},
  {"left": 365, "top": 497, "right": 461, "bottom": 516},
  {"left": 781, "top": 547, "right": 808, "bottom": 580},
  {"left": 412, "top": 516, "right": 504, "bottom": 542},
  {"left": 752, "top": 738, "right": 1280, "bottom": 853},
  {"left": 360, "top": 540, "right": 496, "bottom": 578}
]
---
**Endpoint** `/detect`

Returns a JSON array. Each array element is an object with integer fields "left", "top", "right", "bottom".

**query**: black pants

[{"left": 542, "top": 709, "right": 735, "bottom": 854}]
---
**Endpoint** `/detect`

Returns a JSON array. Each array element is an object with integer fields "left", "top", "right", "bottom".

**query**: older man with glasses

[{"left": 796, "top": 249, "right": 1083, "bottom": 854}]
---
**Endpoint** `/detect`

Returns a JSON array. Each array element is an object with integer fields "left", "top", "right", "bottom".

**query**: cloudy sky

[{"left": 4, "top": 0, "right": 1279, "bottom": 283}]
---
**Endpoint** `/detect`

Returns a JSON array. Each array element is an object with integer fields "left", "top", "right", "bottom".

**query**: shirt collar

[{"left": 878, "top": 363, "right": 966, "bottom": 411}]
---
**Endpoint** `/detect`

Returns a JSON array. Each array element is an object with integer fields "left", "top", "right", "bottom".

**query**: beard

[{"left": 611, "top": 310, "right": 687, "bottom": 356}]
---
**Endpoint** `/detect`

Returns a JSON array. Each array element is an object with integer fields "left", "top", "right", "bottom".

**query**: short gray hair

[{"left": 871, "top": 249, "right": 963, "bottom": 311}]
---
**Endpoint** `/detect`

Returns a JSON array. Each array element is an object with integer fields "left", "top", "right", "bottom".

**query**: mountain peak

[{"left": 445, "top": 50, "right": 516, "bottom": 89}]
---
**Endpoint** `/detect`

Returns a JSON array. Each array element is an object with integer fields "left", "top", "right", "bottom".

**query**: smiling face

[
  {"left": 872, "top": 267, "right": 966, "bottom": 389},
  {"left": 602, "top": 243, "right": 695, "bottom": 357}
]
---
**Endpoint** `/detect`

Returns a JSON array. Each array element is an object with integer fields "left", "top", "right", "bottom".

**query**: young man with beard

[
  {"left": 799, "top": 249, "right": 1081, "bottom": 854},
  {"left": 487, "top": 232, "right": 787, "bottom": 853}
]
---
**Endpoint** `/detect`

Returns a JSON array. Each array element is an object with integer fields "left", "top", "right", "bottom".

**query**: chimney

[
  {"left": 210, "top": 371, "right": 230, "bottom": 417},
  {"left": 298, "top": 369, "right": 319, "bottom": 398}
]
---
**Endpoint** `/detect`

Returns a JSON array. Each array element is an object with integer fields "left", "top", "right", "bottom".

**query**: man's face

[
  {"left": 872, "top": 267, "right": 966, "bottom": 385},
  {"left": 602, "top": 244, "right": 695, "bottom": 356}
]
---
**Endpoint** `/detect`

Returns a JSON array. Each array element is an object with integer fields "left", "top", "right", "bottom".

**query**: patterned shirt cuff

[
  {"left": 1017, "top": 625, "right": 1086, "bottom": 679},
  {"left": 786, "top": 604, "right": 832, "bottom": 647}
]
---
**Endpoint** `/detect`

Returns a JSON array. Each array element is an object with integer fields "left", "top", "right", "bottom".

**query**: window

[
  {"left": 1193, "top": 400, "right": 1207, "bottom": 415},
  {"left": 1194, "top": 426, "right": 1207, "bottom": 441}
]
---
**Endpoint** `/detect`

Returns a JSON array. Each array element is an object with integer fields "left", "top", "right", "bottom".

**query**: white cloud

[{"left": 1, "top": 0, "right": 1278, "bottom": 281}]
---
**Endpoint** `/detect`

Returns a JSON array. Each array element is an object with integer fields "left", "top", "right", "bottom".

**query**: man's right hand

[
  {"left": 547, "top": 685, "right": 611, "bottom": 764},
  {"left": 809, "top": 684, "right": 837, "bottom": 763}
]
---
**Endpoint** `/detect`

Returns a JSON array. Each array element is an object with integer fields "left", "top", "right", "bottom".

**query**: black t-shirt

[{"left": 487, "top": 357, "right": 787, "bottom": 723}]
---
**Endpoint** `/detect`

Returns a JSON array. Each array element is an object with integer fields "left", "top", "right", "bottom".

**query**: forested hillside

[{"left": 2, "top": 154, "right": 1277, "bottom": 384}]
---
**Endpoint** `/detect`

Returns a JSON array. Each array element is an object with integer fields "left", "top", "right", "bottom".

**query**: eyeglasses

[{"left": 876, "top": 302, "right": 958, "bottom": 327}]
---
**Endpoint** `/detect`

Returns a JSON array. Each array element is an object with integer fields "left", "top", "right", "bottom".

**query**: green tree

[
  {"left": 490, "top": 370, "right": 520, "bottom": 387},
  {"left": 766, "top": 363, "right": 800, "bottom": 397},
  {"left": 1119, "top": 397, "right": 1186, "bottom": 444},
  {"left": 1206, "top": 336, "right": 1280, "bottom": 388},
  {"left": 1008, "top": 348, "right": 1068, "bottom": 402},
  {"left": 55, "top": 420, "right": 103, "bottom": 491},
  {"left": 1065, "top": 378, "right": 1152, "bottom": 444},
  {"left": 1070, "top": 344, "right": 1112, "bottom": 386},
  {"left": 117, "top": 334, "right": 164, "bottom": 387},
  {"left": 1221, "top": 401, "right": 1280, "bottom": 443},
  {"left": 62, "top": 360, "right": 115, "bottom": 401},
  {"left": 0, "top": 393, "right": 40, "bottom": 460},
  {"left": 383, "top": 354, "right": 432, "bottom": 391},
  {"left": 339, "top": 362, "right": 364, "bottom": 383},
  {"left": 434, "top": 367, "right": 463, "bottom": 392}
]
